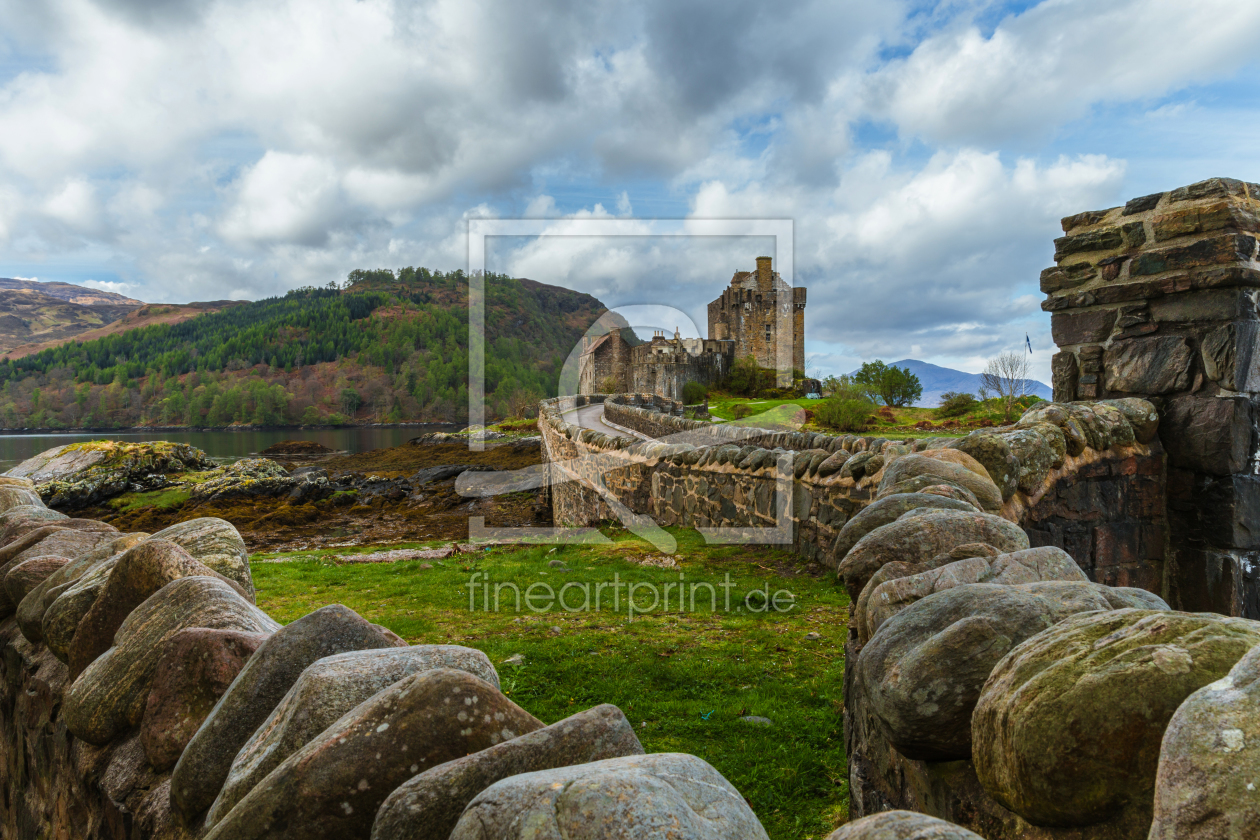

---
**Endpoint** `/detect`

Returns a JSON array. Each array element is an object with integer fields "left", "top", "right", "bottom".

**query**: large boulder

[
  {"left": 142, "top": 628, "right": 271, "bottom": 771},
  {"left": 372, "top": 703, "right": 644, "bottom": 840},
  {"left": 209, "top": 644, "right": 501, "bottom": 825},
  {"left": 825, "top": 810, "right": 984, "bottom": 840},
  {"left": 973, "top": 610, "right": 1260, "bottom": 827},
  {"left": 448, "top": 753, "right": 769, "bottom": 840},
  {"left": 19, "top": 532, "right": 147, "bottom": 654},
  {"left": 877, "top": 454, "right": 1003, "bottom": 512},
  {"left": 190, "top": 458, "right": 297, "bottom": 502},
  {"left": 41, "top": 553, "right": 124, "bottom": 661},
  {"left": 0, "top": 485, "right": 45, "bottom": 513},
  {"left": 998, "top": 424, "right": 1066, "bottom": 494},
  {"left": 3, "top": 555, "right": 70, "bottom": 607},
  {"left": 855, "top": 582, "right": 1128, "bottom": 761},
  {"left": 7, "top": 440, "right": 213, "bottom": 508},
  {"left": 837, "top": 510, "right": 1029, "bottom": 602},
  {"left": 852, "top": 543, "right": 999, "bottom": 646},
  {"left": 946, "top": 433, "right": 1019, "bottom": 501},
  {"left": 1150, "top": 641, "right": 1260, "bottom": 840},
  {"left": 202, "top": 669, "right": 544, "bottom": 840},
  {"left": 171, "top": 603, "right": 407, "bottom": 822},
  {"left": 148, "top": 518, "right": 254, "bottom": 600},
  {"left": 63, "top": 576, "right": 280, "bottom": 746},
  {"left": 68, "top": 540, "right": 251, "bottom": 679},
  {"left": 2, "top": 526, "right": 120, "bottom": 628},
  {"left": 0, "top": 505, "right": 67, "bottom": 531},
  {"left": 830, "top": 493, "right": 978, "bottom": 564},
  {"left": 856, "top": 546, "right": 1090, "bottom": 643}
]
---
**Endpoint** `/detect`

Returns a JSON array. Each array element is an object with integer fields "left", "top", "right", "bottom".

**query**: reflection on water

[{"left": 0, "top": 426, "right": 461, "bottom": 472}]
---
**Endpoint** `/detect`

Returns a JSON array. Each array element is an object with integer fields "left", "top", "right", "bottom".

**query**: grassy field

[
  {"left": 707, "top": 392, "right": 1043, "bottom": 437},
  {"left": 252, "top": 527, "right": 851, "bottom": 840}
]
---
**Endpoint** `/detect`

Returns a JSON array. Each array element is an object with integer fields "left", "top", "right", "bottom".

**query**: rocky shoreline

[{"left": 7, "top": 436, "right": 548, "bottom": 552}]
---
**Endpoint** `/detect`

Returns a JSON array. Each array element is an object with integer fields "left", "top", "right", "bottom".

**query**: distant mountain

[
  {"left": 852, "top": 359, "right": 1052, "bottom": 407},
  {"left": 0, "top": 277, "right": 142, "bottom": 306},
  {"left": 1, "top": 300, "right": 243, "bottom": 360},
  {"left": 0, "top": 279, "right": 146, "bottom": 356}
]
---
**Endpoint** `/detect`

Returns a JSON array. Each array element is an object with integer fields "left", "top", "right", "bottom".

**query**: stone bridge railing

[{"left": 540, "top": 394, "right": 1167, "bottom": 586}]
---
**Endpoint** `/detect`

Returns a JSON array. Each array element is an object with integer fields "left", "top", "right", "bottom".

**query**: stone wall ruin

[{"left": 1045, "top": 177, "right": 1260, "bottom": 617}]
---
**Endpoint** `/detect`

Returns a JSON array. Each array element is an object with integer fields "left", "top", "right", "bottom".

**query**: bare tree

[{"left": 981, "top": 352, "right": 1032, "bottom": 422}]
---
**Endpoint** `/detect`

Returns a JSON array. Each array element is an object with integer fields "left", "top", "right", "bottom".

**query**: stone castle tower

[
  {"left": 707, "top": 256, "right": 807, "bottom": 378},
  {"left": 577, "top": 256, "right": 807, "bottom": 398}
]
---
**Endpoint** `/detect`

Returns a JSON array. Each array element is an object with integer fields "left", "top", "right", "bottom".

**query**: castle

[{"left": 577, "top": 256, "right": 806, "bottom": 400}]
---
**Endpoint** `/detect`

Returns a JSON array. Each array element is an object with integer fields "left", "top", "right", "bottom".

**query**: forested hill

[{"left": 0, "top": 268, "right": 609, "bottom": 429}]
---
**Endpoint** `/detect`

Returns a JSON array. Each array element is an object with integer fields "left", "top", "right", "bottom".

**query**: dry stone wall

[
  {"left": 0, "top": 452, "right": 770, "bottom": 840},
  {"left": 1043, "top": 177, "right": 1260, "bottom": 617},
  {"left": 543, "top": 395, "right": 1167, "bottom": 579},
  {"left": 836, "top": 178, "right": 1260, "bottom": 840}
]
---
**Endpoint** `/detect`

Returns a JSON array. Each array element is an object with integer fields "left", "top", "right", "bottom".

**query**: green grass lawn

[
  {"left": 708, "top": 391, "right": 1043, "bottom": 438},
  {"left": 252, "top": 527, "right": 851, "bottom": 840}
]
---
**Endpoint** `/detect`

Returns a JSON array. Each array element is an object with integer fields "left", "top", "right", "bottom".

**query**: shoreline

[{"left": 0, "top": 421, "right": 467, "bottom": 436}]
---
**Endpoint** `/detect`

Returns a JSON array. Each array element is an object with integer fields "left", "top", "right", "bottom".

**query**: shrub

[
  {"left": 814, "top": 397, "right": 873, "bottom": 432},
  {"left": 682, "top": 381, "right": 707, "bottom": 405},
  {"left": 937, "top": 391, "right": 978, "bottom": 418},
  {"left": 730, "top": 404, "right": 754, "bottom": 420}
]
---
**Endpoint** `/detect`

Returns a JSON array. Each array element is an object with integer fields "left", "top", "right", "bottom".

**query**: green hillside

[{"left": 0, "top": 268, "right": 608, "bottom": 429}]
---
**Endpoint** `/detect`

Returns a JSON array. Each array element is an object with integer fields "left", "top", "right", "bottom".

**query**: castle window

[{"left": 765, "top": 323, "right": 771, "bottom": 339}]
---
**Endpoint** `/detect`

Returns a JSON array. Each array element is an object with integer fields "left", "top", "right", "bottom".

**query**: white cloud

[
  {"left": 869, "top": 0, "right": 1260, "bottom": 144},
  {"left": 41, "top": 178, "right": 102, "bottom": 233},
  {"left": 82, "top": 278, "right": 135, "bottom": 295},
  {"left": 218, "top": 152, "right": 345, "bottom": 247},
  {"left": 0, "top": 0, "right": 1254, "bottom": 378}
]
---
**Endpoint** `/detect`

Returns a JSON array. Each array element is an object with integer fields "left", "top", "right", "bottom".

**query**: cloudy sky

[{"left": 1, "top": 0, "right": 1258, "bottom": 383}]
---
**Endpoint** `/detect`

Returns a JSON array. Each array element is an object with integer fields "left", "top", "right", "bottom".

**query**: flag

[{"left": 1025, "top": 334, "right": 1033, "bottom": 354}]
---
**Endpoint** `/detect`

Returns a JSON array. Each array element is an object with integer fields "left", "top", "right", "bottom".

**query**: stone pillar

[{"left": 1042, "top": 177, "right": 1260, "bottom": 617}]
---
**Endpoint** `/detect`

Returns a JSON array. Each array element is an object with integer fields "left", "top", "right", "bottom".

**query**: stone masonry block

[
  {"left": 1123, "top": 193, "right": 1164, "bottom": 216},
  {"left": 1104, "top": 336, "right": 1193, "bottom": 394},
  {"left": 1052, "top": 310, "right": 1116, "bottom": 346},
  {"left": 1149, "top": 289, "right": 1257, "bottom": 324},
  {"left": 1175, "top": 474, "right": 1260, "bottom": 551},
  {"left": 1168, "top": 178, "right": 1249, "bottom": 204},
  {"left": 1153, "top": 201, "right": 1260, "bottom": 242},
  {"left": 1202, "top": 321, "right": 1260, "bottom": 392},
  {"left": 1160, "top": 395, "right": 1253, "bottom": 477},
  {"left": 1130, "top": 234, "right": 1257, "bottom": 277},
  {"left": 1054, "top": 227, "right": 1124, "bottom": 262},
  {"left": 1061, "top": 209, "right": 1113, "bottom": 232},
  {"left": 1051, "top": 352, "right": 1078, "bottom": 402},
  {"left": 1040, "top": 263, "right": 1095, "bottom": 294}
]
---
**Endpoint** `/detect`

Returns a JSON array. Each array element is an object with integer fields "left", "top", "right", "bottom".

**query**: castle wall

[
  {"left": 628, "top": 342, "right": 730, "bottom": 402},
  {"left": 1042, "top": 177, "right": 1260, "bottom": 617},
  {"left": 576, "top": 331, "right": 631, "bottom": 395}
]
